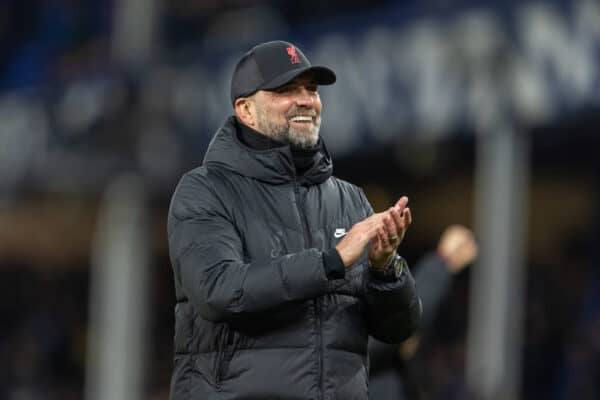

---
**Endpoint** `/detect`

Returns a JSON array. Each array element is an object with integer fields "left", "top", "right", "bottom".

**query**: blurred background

[{"left": 0, "top": 0, "right": 598, "bottom": 399}]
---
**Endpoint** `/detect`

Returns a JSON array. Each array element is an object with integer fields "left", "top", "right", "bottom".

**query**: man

[
  {"left": 167, "top": 40, "right": 421, "bottom": 400},
  {"left": 369, "top": 225, "right": 478, "bottom": 400}
]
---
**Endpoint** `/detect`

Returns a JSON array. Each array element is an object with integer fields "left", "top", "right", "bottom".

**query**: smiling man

[{"left": 167, "top": 40, "right": 421, "bottom": 400}]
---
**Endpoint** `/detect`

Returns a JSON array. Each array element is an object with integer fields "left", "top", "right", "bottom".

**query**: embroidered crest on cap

[{"left": 286, "top": 46, "right": 301, "bottom": 64}]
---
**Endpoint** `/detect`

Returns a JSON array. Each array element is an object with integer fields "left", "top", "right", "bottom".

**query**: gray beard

[{"left": 257, "top": 111, "right": 321, "bottom": 150}]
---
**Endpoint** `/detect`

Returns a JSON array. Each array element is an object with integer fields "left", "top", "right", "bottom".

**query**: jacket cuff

[
  {"left": 370, "top": 254, "right": 406, "bottom": 282},
  {"left": 322, "top": 248, "right": 346, "bottom": 280}
]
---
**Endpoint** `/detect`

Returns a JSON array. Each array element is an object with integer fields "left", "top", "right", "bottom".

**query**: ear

[{"left": 234, "top": 97, "right": 256, "bottom": 128}]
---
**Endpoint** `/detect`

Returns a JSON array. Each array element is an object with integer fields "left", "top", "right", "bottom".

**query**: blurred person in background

[
  {"left": 166, "top": 40, "right": 421, "bottom": 400},
  {"left": 369, "top": 225, "right": 478, "bottom": 400}
]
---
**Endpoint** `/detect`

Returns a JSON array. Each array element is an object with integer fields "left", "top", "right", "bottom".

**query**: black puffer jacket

[{"left": 167, "top": 117, "right": 421, "bottom": 400}]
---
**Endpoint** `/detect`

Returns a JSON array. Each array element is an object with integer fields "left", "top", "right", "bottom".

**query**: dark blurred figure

[
  {"left": 369, "top": 225, "right": 478, "bottom": 400},
  {"left": 526, "top": 228, "right": 600, "bottom": 400},
  {"left": 0, "top": 262, "right": 88, "bottom": 400}
]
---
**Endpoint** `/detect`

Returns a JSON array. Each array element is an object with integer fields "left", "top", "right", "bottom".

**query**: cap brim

[{"left": 261, "top": 66, "right": 336, "bottom": 91}]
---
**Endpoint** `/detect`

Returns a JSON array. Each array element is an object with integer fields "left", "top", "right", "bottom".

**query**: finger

[
  {"left": 389, "top": 207, "right": 404, "bottom": 233},
  {"left": 403, "top": 207, "right": 412, "bottom": 226},
  {"left": 388, "top": 211, "right": 405, "bottom": 243},
  {"left": 380, "top": 229, "right": 395, "bottom": 253},
  {"left": 383, "top": 214, "right": 398, "bottom": 240},
  {"left": 394, "top": 196, "right": 409, "bottom": 212},
  {"left": 378, "top": 227, "right": 391, "bottom": 249},
  {"left": 372, "top": 232, "right": 381, "bottom": 253}
]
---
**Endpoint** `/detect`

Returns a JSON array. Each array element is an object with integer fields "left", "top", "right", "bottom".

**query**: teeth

[{"left": 290, "top": 116, "right": 313, "bottom": 122}]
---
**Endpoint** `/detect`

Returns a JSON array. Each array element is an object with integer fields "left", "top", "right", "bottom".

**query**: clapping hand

[
  {"left": 368, "top": 197, "right": 412, "bottom": 270},
  {"left": 335, "top": 196, "right": 412, "bottom": 269}
]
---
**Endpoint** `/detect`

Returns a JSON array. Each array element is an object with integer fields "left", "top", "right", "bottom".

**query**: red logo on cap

[{"left": 287, "top": 46, "right": 301, "bottom": 64}]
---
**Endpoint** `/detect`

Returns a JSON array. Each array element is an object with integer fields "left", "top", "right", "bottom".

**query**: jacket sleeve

[
  {"left": 356, "top": 188, "right": 422, "bottom": 343},
  {"left": 168, "top": 173, "right": 330, "bottom": 323}
]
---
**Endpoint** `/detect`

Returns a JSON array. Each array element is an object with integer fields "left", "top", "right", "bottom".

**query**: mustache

[{"left": 286, "top": 107, "right": 317, "bottom": 118}]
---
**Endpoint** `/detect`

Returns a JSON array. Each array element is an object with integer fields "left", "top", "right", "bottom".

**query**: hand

[
  {"left": 369, "top": 197, "right": 412, "bottom": 270},
  {"left": 335, "top": 196, "right": 412, "bottom": 269},
  {"left": 437, "top": 225, "right": 478, "bottom": 273},
  {"left": 335, "top": 211, "right": 387, "bottom": 268}
]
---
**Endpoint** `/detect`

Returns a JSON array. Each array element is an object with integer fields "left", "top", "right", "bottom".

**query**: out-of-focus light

[{"left": 56, "top": 81, "right": 109, "bottom": 137}]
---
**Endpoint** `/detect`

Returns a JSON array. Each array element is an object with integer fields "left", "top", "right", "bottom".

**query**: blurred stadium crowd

[{"left": 1, "top": 0, "right": 598, "bottom": 399}]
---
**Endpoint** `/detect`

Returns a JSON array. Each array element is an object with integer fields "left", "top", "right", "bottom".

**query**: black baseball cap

[{"left": 230, "top": 40, "right": 336, "bottom": 105}]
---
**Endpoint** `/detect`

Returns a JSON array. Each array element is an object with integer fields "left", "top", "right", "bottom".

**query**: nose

[{"left": 295, "top": 87, "right": 316, "bottom": 107}]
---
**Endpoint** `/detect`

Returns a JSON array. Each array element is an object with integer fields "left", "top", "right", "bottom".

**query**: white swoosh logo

[{"left": 334, "top": 229, "right": 347, "bottom": 238}]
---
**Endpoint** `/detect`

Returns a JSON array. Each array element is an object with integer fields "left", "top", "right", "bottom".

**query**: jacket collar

[{"left": 203, "top": 116, "right": 333, "bottom": 185}]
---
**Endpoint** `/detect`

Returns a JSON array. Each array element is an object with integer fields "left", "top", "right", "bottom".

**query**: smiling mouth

[{"left": 289, "top": 116, "right": 314, "bottom": 124}]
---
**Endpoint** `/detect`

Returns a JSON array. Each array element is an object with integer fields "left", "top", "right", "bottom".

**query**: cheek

[
  {"left": 276, "top": 107, "right": 291, "bottom": 121},
  {"left": 265, "top": 107, "right": 289, "bottom": 125},
  {"left": 314, "top": 97, "right": 323, "bottom": 114}
]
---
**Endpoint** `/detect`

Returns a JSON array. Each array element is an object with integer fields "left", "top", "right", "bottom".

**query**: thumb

[{"left": 394, "top": 196, "right": 409, "bottom": 210}]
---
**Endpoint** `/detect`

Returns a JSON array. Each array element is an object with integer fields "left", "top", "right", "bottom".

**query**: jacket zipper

[
  {"left": 293, "top": 179, "right": 323, "bottom": 400},
  {"left": 315, "top": 297, "right": 323, "bottom": 400}
]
